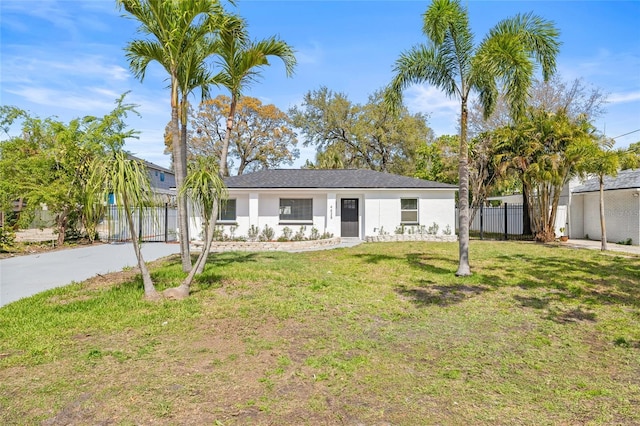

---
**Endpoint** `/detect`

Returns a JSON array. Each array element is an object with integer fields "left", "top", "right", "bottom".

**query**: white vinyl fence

[{"left": 100, "top": 204, "right": 178, "bottom": 243}]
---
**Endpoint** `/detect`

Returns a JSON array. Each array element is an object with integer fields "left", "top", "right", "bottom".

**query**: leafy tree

[
  {"left": 213, "top": 15, "right": 296, "bottom": 177},
  {"left": 163, "top": 157, "right": 227, "bottom": 299},
  {"left": 414, "top": 134, "right": 458, "bottom": 184},
  {"left": 290, "top": 87, "right": 432, "bottom": 175},
  {"left": 468, "top": 132, "right": 502, "bottom": 223},
  {"left": 621, "top": 141, "right": 640, "bottom": 169},
  {"left": 0, "top": 96, "right": 135, "bottom": 246},
  {"left": 189, "top": 95, "right": 299, "bottom": 174},
  {"left": 496, "top": 109, "right": 598, "bottom": 242},
  {"left": 118, "top": 0, "right": 226, "bottom": 272},
  {"left": 385, "top": 0, "right": 560, "bottom": 275}
]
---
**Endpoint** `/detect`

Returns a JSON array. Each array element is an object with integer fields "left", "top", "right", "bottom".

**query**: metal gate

[
  {"left": 456, "top": 203, "right": 566, "bottom": 240},
  {"left": 103, "top": 204, "right": 177, "bottom": 243}
]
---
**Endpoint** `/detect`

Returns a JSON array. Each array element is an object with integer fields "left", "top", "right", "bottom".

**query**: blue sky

[{"left": 2, "top": 0, "right": 639, "bottom": 169}]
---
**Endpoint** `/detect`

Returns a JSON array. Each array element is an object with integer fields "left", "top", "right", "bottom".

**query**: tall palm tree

[
  {"left": 213, "top": 16, "right": 296, "bottom": 176},
  {"left": 118, "top": 0, "right": 224, "bottom": 272},
  {"left": 385, "top": 0, "right": 560, "bottom": 276}
]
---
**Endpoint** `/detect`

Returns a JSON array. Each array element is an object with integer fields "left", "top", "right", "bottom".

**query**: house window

[
  {"left": 160, "top": 172, "right": 165, "bottom": 182},
  {"left": 219, "top": 199, "right": 236, "bottom": 222},
  {"left": 401, "top": 198, "right": 418, "bottom": 224},
  {"left": 279, "top": 198, "right": 312, "bottom": 222}
]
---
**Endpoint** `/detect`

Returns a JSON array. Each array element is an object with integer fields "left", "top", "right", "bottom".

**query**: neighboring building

[
  {"left": 107, "top": 155, "right": 177, "bottom": 205},
  {"left": 189, "top": 169, "right": 457, "bottom": 241},
  {"left": 570, "top": 169, "right": 640, "bottom": 245}
]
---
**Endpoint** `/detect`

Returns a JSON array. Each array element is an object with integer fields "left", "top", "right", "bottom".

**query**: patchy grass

[{"left": 1, "top": 241, "right": 639, "bottom": 425}]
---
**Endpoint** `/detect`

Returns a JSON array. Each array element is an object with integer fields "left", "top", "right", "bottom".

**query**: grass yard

[{"left": 1, "top": 241, "right": 639, "bottom": 425}]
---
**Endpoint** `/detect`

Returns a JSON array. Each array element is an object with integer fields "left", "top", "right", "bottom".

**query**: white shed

[{"left": 570, "top": 169, "right": 640, "bottom": 245}]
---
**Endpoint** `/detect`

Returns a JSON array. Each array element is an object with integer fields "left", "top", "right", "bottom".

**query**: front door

[{"left": 341, "top": 198, "right": 359, "bottom": 237}]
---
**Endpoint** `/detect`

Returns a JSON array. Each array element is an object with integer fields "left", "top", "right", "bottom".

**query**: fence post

[
  {"left": 164, "top": 203, "right": 169, "bottom": 243},
  {"left": 479, "top": 205, "right": 484, "bottom": 240},
  {"left": 504, "top": 203, "right": 508, "bottom": 240}
]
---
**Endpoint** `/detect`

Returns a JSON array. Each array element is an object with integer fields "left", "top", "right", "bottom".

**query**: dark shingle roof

[
  {"left": 572, "top": 169, "right": 640, "bottom": 193},
  {"left": 224, "top": 169, "right": 457, "bottom": 190}
]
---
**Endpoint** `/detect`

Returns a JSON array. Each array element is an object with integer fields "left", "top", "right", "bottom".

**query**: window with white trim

[
  {"left": 219, "top": 199, "right": 236, "bottom": 222},
  {"left": 279, "top": 198, "right": 312, "bottom": 222},
  {"left": 400, "top": 198, "right": 418, "bottom": 224}
]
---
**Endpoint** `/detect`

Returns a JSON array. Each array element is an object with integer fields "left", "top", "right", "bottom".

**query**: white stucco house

[
  {"left": 190, "top": 169, "right": 457, "bottom": 241},
  {"left": 570, "top": 168, "right": 640, "bottom": 245}
]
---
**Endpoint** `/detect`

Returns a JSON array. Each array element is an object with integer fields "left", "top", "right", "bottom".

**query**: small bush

[
  {"left": 247, "top": 225, "right": 260, "bottom": 242},
  {"left": 427, "top": 222, "right": 439, "bottom": 235},
  {"left": 0, "top": 227, "right": 16, "bottom": 252},
  {"left": 280, "top": 226, "right": 293, "bottom": 241},
  {"left": 310, "top": 227, "right": 320, "bottom": 240},
  {"left": 292, "top": 226, "right": 307, "bottom": 241},
  {"left": 259, "top": 225, "right": 275, "bottom": 242},
  {"left": 443, "top": 224, "right": 452, "bottom": 235},
  {"left": 617, "top": 238, "right": 633, "bottom": 246}
]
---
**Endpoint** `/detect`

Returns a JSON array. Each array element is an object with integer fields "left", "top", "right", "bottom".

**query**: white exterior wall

[
  {"left": 194, "top": 188, "right": 457, "bottom": 241},
  {"left": 573, "top": 189, "right": 640, "bottom": 245},
  {"left": 217, "top": 191, "right": 328, "bottom": 239},
  {"left": 363, "top": 190, "right": 455, "bottom": 238}
]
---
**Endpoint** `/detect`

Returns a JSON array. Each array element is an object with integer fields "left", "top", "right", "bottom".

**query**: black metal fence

[
  {"left": 456, "top": 203, "right": 533, "bottom": 241},
  {"left": 103, "top": 204, "right": 177, "bottom": 243}
]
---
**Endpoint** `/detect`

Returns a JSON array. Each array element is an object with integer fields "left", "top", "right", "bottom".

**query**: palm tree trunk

[
  {"left": 456, "top": 100, "right": 471, "bottom": 276},
  {"left": 195, "top": 204, "right": 218, "bottom": 274},
  {"left": 124, "top": 202, "right": 159, "bottom": 301},
  {"left": 599, "top": 178, "right": 607, "bottom": 251},
  {"left": 220, "top": 96, "right": 238, "bottom": 177},
  {"left": 171, "top": 79, "right": 192, "bottom": 272}
]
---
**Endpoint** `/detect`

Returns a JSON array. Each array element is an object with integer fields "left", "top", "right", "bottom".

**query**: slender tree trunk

[
  {"left": 56, "top": 209, "right": 68, "bottom": 247},
  {"left": 522, "top": 183, "right": 532, "bottom": 235},
  {"left": 220, "top": 96, "right": 238, "bottom": 177},
  {"left": 171, "top": 79, "right": 191, "bottom": 272},
  {"left": 599, "top": 178, "right": 607, "bottom": 251},
  {"left": 195, "top": 204, "right": 218, "bottom": 274},
  {"left": 456, "top": 99, "right": 471, "bottom": 276},
  {"left": 124, "top": 202, "right": 159, "bottom": 301},
  {"left": 164, "top": 204, "right": 217, "bottom": 300}
]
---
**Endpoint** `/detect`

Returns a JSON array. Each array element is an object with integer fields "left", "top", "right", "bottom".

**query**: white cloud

[
  {"left": 405, "top": 85, "right": 459, "bottom": 115},
  {"left": 2, "top": 54, "right": 130, "bottom": 85},
  {"left": 5, "top": 86, "right": 118, "bottom": 113},
  {"left": 608, "top": 91, "right": 640, "bottom": 104},
  {"left": 404, "top": 85, "right": 460, "bottom": 136}
]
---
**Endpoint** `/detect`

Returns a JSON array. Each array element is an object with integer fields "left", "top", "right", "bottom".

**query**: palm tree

[
  {"left": 118, "top": 0, "right": 224, "bottom": 273},
  {"left": 213, "top": 16, "right": 296, "bottom": 176},
  {"left": 588, "top": 141, "right": 638, "bottom": 251},
  {"left": 385, "top": 0, "right": 560, "bottom": 276},
  {"left": 90, "top": 150, "right": 160, "bottom": 301},
  {"left": 163, "top": 157, "right": 227, "bottom": 299}
]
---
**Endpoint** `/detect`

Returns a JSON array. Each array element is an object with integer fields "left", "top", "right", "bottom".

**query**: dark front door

[{"left": 341, "top": 198, "right": 359, "bottom": 237}]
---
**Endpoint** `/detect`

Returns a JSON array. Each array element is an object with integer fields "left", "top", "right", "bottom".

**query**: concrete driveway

[{"left": 0, "top": 242, "right": 180, "bottom": 307}]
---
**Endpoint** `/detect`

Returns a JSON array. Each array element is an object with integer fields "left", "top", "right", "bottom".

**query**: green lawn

[{"left": 1, "top": 241, "right": 639, "bottom": 425}]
